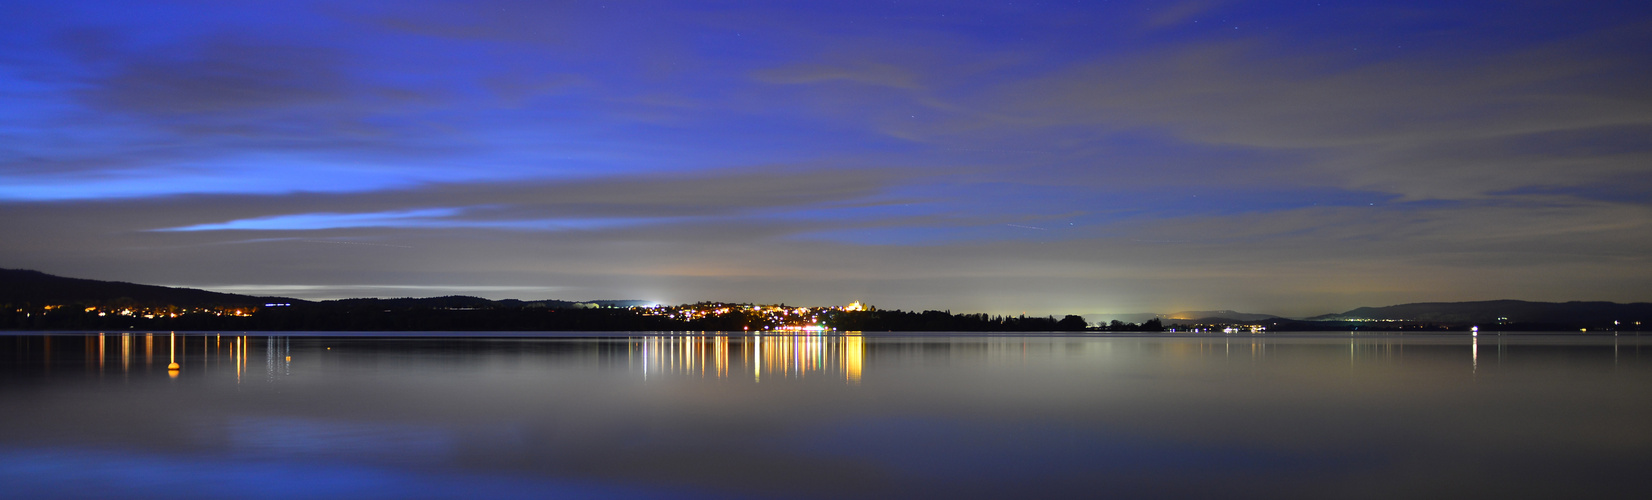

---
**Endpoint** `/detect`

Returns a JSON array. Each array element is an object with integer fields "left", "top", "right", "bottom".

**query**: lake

[{"left": 2, "top": 332, "right": 1649, "bottom": 499}]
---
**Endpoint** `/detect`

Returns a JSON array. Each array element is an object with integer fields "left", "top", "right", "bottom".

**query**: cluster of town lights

[
  {"left": 634, "top": 301, "right": 869, "bottom": 331},
  {"left": 22, "top": 305, "right": 258, "bottom": 319}
]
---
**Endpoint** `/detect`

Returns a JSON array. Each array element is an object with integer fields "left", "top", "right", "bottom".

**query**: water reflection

[
  {"left": 617, "top": 333, "right": 1176, "bottom": 384},
  {"left": 7, "top": 332, "right": 1650, "bottom": 382},
  {"left": 7, "top": 332, "right": 877, "bottom": 384},
  {"left": 3, "top": 332, "right": 1650, "bottom": 499},
  {"left": 634, "top": 334, "right": 864, "bottom": 384},
  {"left": 7, "top": 333, "right": 268, "bottom": 379}
]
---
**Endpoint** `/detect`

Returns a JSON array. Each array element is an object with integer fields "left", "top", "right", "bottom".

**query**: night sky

[{"left": 2, "top": 1, "right": 1649, "bottom": 317}]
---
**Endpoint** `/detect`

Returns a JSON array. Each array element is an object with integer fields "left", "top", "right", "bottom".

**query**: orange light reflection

[{"left": 631, "top": 333, "right": 864, "bottom": 385}]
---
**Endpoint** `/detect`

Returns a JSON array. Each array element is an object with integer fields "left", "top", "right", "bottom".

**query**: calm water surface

[{"left": 2, "top": 332, "right": 1650, "bottom": 499}]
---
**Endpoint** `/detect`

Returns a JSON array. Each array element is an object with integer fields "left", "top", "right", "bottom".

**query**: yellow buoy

[{"left": 167, "top": 332, "right": 180, "bottom": 371}]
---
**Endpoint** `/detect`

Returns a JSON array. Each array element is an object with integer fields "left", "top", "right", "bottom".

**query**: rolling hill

[{"left": 0, "top": 268, "right": 302, "bottom": 308}]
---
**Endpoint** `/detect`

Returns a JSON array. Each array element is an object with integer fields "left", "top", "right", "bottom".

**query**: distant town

[{"left": 3, "top": 269, "right": 1648, "bottom": 332}]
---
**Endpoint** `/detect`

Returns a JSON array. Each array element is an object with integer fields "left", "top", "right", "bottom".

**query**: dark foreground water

[{"left": 2, "top": 332, "right": 1649, "bottom": 499}]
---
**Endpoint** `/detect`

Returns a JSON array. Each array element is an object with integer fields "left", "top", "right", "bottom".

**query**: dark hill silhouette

[
  {"left": 586, "top": 300, "right": 655, "bottom": 308},
  {"left": 328, "top": 296, "right": 513, "bottom": 309},
  {"left": 1165, "top": 315, "right": 1286, "bottom": 326},
  {"left": 324, "top": 296, "right": 628, "bottom": 309},
  {"left": 0, "top": 268, "right": 302, "bottom": 308},
  {"left": 1307, "top": 300, "right": 1652, "bottom": 324},
  {"left": 1165, "top": 310, "right": 1281, "bottom": 322}
]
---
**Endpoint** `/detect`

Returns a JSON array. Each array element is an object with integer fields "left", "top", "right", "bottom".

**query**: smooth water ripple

[{"left": 2, "top": 332, "right": 1650, "bottom": 499}]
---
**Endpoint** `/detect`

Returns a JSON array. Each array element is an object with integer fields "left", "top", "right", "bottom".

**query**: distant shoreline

[{"left": 5, "top": 269, "right": 1648, "bottom": 333}]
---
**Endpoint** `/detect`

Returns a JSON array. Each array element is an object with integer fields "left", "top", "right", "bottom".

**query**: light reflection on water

[
  {"left": 635, "top": 334, "right": 863, "bottom": 384},
  {"left": 2, "top": 332, "right": 1651, "bottom": 499}
]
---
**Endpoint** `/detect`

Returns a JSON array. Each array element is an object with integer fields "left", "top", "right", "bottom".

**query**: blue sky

[{"left": 2, "top": 0, "right": 1649, "bottom": 316}]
